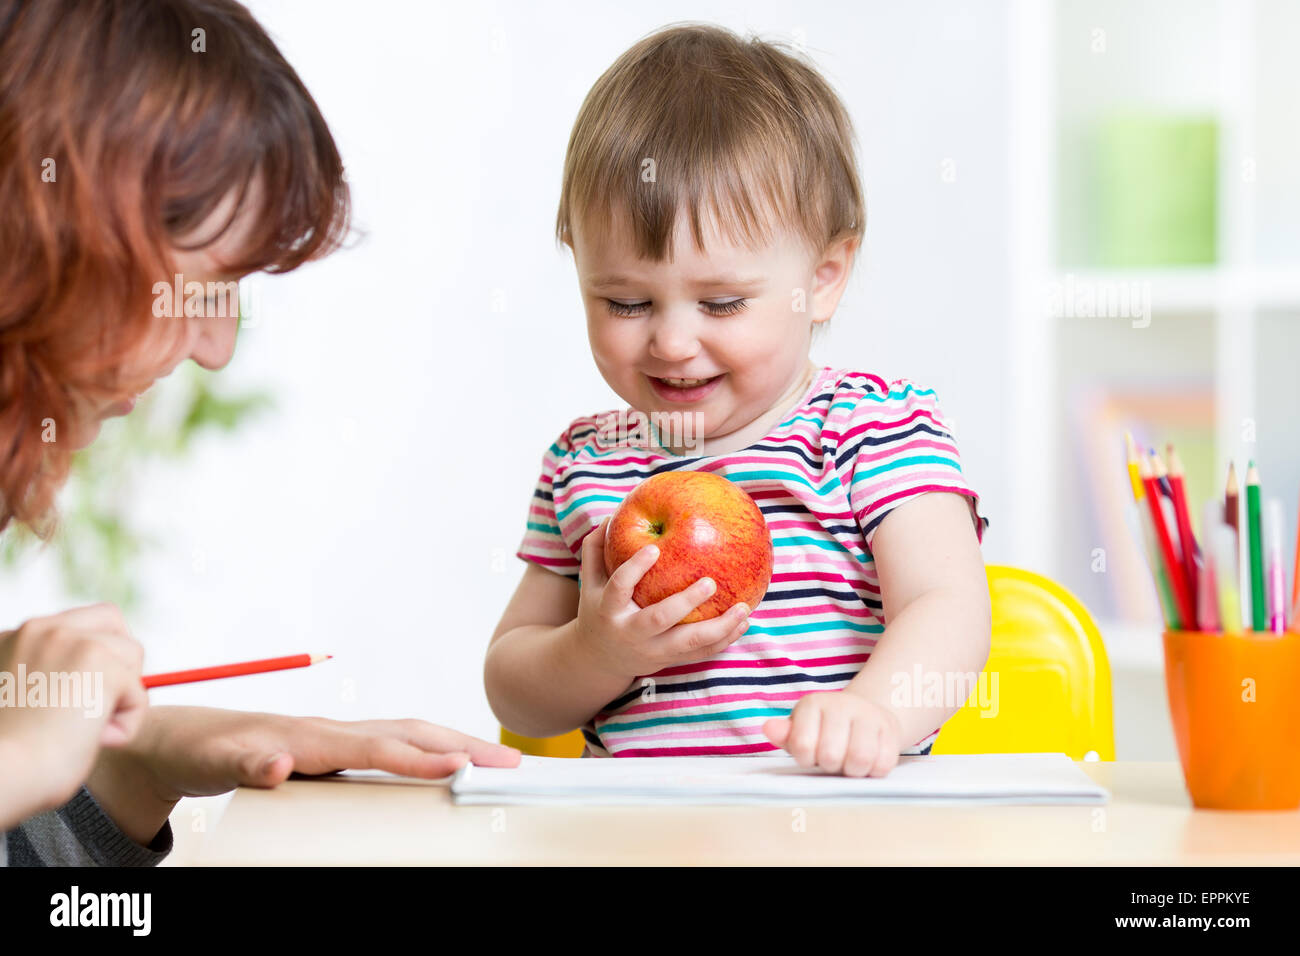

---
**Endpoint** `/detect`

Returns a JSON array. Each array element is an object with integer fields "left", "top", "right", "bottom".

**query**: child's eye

[
  {"left": 702, "top": 298, "right": 748, "bottom": 316},
  {"left": 605, "top": 299, "right": 650, "bottom": 317}
]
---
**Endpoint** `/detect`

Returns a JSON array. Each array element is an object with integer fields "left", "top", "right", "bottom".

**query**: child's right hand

[
  {"left": 0, "top": 604, "right": 148, "bottom": 825},
  {"left": 573, "top": 518, "right": 751, "bottom": 681}
]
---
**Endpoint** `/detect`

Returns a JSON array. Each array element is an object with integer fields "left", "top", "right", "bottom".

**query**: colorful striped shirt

[{"left": 516, "top": 366, "right": 989, "bottom": 757}]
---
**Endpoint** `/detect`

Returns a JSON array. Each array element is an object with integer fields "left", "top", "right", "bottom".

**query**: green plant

[{"left": 1, "top": 363, "right": 272, "bottom": 611}]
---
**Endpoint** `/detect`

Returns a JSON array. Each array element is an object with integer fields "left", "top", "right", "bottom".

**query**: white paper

[{"left": 450, "top": 753, "right": 1109, "bottom": 806}]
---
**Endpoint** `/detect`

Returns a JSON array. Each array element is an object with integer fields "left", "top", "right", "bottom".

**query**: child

[{"left": 486, "top": 23, "right": 991, "bottom": 778}]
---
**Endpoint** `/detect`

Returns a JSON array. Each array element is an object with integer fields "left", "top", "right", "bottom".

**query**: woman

[{"left": 0, "top": 0, "right": 518, "bottom": 865}]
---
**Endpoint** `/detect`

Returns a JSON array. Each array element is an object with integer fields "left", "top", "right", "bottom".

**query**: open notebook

[{"left": 450, "top": 753, "right": 1109, "bottom": 806}]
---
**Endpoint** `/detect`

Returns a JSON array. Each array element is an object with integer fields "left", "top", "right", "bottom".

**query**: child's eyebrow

[{"left": 587, "top": 273, "right": 766, "bottom": 291}]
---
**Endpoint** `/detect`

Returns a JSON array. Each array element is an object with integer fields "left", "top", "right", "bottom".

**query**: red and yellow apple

[{"left": 603, "top": 471, "right": 773, "bottom": 624}]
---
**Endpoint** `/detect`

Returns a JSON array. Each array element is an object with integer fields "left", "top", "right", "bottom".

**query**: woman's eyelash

[{"left": 603, "top": 299, "right": 749, "bottom": 317}]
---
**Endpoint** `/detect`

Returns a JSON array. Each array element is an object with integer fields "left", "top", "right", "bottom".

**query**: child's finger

[
  {"left": 784, "top": 704, "right": 822, "bottom": 768},
  {"left": 762, "top": 717, "right": 791, "bottom": 746},
  {"left": 815, "top": 709, "right": 851, "bottom": 775},
  {"left": 867, "top": 724, "right": 900, "bottom": 778},
  {"left": 842, "top": 719, "right": 880, "bottom": 778},
  {"left": 578, "top": 519, "right": 610, "bottom": 590},
  {"left": 665, "top": 602, "right": 750, "bottom": 658},
  {"left": 603, "top": 542, "right": 662, "bottom": 609},
  {"left": 634, "top": 577, "right": 722, "bottom": 635},
  {"left": 700, "top": 611, "right": 752, "bottom": 658}
]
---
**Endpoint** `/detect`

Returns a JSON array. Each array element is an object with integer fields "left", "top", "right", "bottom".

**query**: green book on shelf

[{"left": 1090, "top": 113, "right": 1218, "bottom": 267}]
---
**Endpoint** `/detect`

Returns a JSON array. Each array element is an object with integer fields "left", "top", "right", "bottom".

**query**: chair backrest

[
  {"left": 931, "top": 565, "right": 1115, "bottom": 759},
  {"left": 501, "top": 564, "right": 1115, "bottom": 760}
]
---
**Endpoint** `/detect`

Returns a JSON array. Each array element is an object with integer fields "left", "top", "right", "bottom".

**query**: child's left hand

[{"left": 762, "top": 691, "right": 902, "bottom": 777}]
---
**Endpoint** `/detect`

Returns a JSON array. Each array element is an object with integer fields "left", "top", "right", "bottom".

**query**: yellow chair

[
  {"left": 501, "top": 564, "right": 1115, "bottom": 761},
  {"left": 931, "top": 565, "right": 1114, "bottom": 759}
]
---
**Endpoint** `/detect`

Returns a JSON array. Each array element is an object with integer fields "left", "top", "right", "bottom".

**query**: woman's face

[{"left": 73, "top": 190, "right": 254, "bottom": 448}]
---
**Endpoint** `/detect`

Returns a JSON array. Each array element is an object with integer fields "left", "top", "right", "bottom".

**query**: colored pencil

[
  {"left": 1224, "top": 462, "right": 1240, "bottom": 547},
  {"left": 1124, "top": 435, "right": 1176, "bottom": 627},
  {"left": 1124, "top": 433, "right": 1146, "bottom": 503},
  {"left": 1165, "top": 444, "right": 1199, "bottom": 614},
  {"left": 1292, "top": 488, "right": 1300, "bottom": 629},
  {"left": 1266, "top": 497, "right": 1287, "bottom": 633},
  {"left": 1139, "top": 452, "right": 1194, "bottom": 629},
  {"left": 1197, "top": 499, "right": 1221, "bottom": 631},
  {"left": 1247, "top": 462, "right": 1265, "bottom": 632},
  {"left": 1213, "top": 523, "right": 1242, "bottom": 634},
  {"left": 142, "top": 653, "right": 332, "bottom": 689},
  {"left": 1126, "top": 502, "right": 1176, "bottom": 628}
]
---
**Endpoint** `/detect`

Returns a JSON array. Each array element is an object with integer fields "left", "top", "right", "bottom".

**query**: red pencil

[
  {"left": 1140, "top": 453, "right": 1196, "bottom": 629},
  {"left": 1164, "top": 444, "right": 1199, "bottom": 615},
  {"left": 142, "top": 653, "right": 331, "bottom": 688}
]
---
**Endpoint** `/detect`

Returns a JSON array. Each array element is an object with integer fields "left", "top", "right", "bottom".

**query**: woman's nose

[{"left": 648, "top": 308, "right": 701, "bottom": 363}]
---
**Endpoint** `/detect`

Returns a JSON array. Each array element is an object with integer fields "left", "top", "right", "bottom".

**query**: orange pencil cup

[{"left": 1162, "top": 629, "right": 1300, "bottom": 810}]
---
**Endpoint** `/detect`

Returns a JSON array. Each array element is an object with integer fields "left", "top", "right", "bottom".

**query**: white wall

[{"left": 0, "top": 0, "right": 1014, "bottom": 743}]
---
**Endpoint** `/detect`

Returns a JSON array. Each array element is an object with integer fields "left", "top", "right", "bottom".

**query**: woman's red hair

[{"left": 0, "top": 0, "right": 350, "bottom": 533}]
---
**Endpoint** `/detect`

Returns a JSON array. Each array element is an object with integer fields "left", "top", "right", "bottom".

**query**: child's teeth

[{"left": 664, "top": 377, "right": 711, "bottom": 387}]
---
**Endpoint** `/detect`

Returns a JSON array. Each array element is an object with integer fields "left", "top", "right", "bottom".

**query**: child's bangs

[
  {"left": 566, "top": 129, "right": 819, "bottom": 264},
  {"left": 569, "top": 139, "right": 808, "bottom": 264}
]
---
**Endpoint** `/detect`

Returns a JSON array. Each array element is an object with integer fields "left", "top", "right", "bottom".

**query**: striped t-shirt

[{"left": 516, "top": 366, "right": 988, "bottom": 757}]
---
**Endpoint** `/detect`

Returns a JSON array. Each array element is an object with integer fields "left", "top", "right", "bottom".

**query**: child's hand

[
  {"left": 762, "top": 690, "right": 903, "bottom": 777},
  {"left": 574, "top": 517, "right": 751, "bottom": 680},
  {"left": 0, "top": 604, "right": 149, "bottom": 826}
]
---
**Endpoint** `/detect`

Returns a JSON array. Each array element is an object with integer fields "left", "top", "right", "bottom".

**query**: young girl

[{"left": 486, "top": 23, "right": 991, "bottom": 778}]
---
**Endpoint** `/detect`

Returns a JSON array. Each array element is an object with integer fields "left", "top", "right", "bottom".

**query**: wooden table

[{"left": 194, "top": 762, "right": 1300, "bottom": 865}]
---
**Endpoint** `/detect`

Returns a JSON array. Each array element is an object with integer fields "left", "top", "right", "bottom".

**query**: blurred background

[{"left": 3, "top": 0, "right": 1297, "bottom": 807}]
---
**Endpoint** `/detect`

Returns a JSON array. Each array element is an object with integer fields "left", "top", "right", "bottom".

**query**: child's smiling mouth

[{"left": 647, "top": 372, "right": 726, "bottom": 403}]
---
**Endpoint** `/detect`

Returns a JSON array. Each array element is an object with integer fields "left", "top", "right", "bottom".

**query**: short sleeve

[
  {"left": 842, "top": 380, "right": 988, "bottom": 551},
  {"left": 516, "top": 429, "right": 581, "bottom": 580}
]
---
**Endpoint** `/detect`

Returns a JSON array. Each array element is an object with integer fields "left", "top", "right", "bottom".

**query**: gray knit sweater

[{"left": 2, "top": 787, "right": 173, "bottom": 866}]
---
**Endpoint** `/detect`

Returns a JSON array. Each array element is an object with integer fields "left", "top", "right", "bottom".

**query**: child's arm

[
  {"left": 486, "top": 519, "right": 751, "bottom": 739},
  {"left": 764, "top": 492, "right": 990, "bottom": 775},
  {"left": 846, "top": 492, "right": 991, "bottom": 741},
  {"left": 485, "top": 563, "right": 627, "bottom": 739}
]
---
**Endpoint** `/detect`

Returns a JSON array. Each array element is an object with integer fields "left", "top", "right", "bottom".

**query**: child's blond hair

[{"left": 556, "top": 22, "right": 865, "bottom": 264}]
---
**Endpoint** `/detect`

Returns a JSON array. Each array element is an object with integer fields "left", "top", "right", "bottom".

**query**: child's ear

[{"left": 810, "top": 236, "right": 859, "bottom": 322}]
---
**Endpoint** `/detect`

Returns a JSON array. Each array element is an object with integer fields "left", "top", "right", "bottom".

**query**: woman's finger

[{"left": 383, "top": 720, "right": 521, "bottom": 767}]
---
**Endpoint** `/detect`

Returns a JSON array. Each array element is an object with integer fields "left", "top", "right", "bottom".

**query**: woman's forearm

[
  {"left": 485, "top": 619, "right": 633, "bottom": 739},
  {"left": 846, "top": 584, "right": 993, "bottom": 748}
]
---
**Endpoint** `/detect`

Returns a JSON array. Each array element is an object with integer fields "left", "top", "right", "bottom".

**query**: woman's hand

[
  {"left": 574, "top": 517, "right": 751, "bottom": 681},
  {"left": 762, "top": 690, "right": 903, "bottom": 778},
  {"left": 0, "top": 604, "right": 148, "bottom": 828},
  {"left": 87, "top": 706, "right": 522, "bottom": 844}
]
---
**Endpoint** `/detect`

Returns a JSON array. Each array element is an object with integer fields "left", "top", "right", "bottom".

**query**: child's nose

[{"left": 648, "top": 309, "right": 701, "bottom": 363}]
